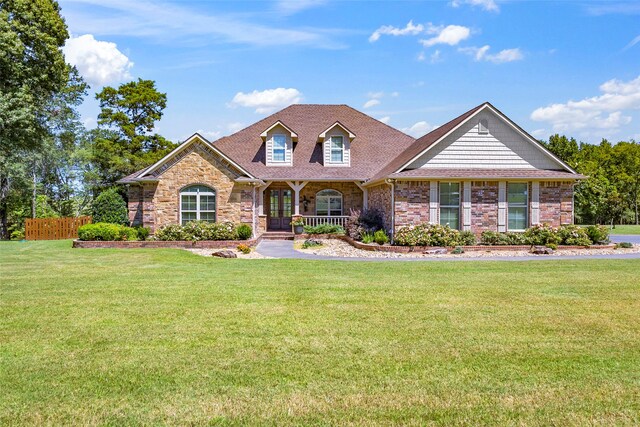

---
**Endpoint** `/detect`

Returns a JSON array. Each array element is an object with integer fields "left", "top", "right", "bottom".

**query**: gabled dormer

[
  {"left": 318, "top": 122, "right": 355, "bottom": 167},
  {"left": 261, "top": 121, "right": 297, "bottom": 166}
]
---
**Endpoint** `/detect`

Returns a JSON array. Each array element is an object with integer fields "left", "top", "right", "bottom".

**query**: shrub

[
  {"left": 92, "top": 188, "right": 128, "bottom": 225},
  {"left": 361, "top": 232, "right": 374, "bottom": 244},
  {"left": 235, "top": 224, "right": 253, "bottom": 240},
  {"left": 236, "top": 244, "right": 251, "bottom": 254},
  {"left": 452, "top": 246, "right": 464, "bottom": 254},
  {"left": 78, "top": 223, "right": 138, "bottom": 241},
  {"left": 153, "top": 221, "right": 239, "bottom": 241},
  {"left": 301, "top": 239, "right": 323, "bottom": 249},
  {"left": 345, "top": 208, "right": 385, "bottom": 241},
  {"left": 133, "top": 226, "right": 150, "bottom": 241},
  {"left": 303, "top": 223, "right": 345, "bottom": 235},
  {"left": 546, "top": 243, "right": 558, "bottom": 250},
  {"left": 10, "top": 229, "right": 25, "bottom": 241},
  {"left": 394, "top": 223, "right": 465, "bottom": 247},
  {"left": 459, "top": 230, "right": 477, "bottom": 246},
  {"left": 523, "top": 223, "right": 561, "bottom": 246},
  {"left": 557, "top": 225, "right": 591, "bottom": 246},
  {"left": 615, "top": 242, "right": 633, "bottom": 249},
  {"left": 585, "top": 225, "right": 610, "bottom": 245},
  {"left": 373, "top": 229, "right": 389, "bottom": 245}
]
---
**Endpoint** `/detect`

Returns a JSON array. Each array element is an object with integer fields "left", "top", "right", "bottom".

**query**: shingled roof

[{"left": 212, "top": 104, "right": 415, "bottom": 181}]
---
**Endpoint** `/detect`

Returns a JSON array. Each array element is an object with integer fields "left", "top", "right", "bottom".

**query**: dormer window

[
  {"left": 273, "top": 134, "right": 286, "bottom": 162},
  {"left": 318, "top": 122, "right": 355, "bottom": 167},
  {"left": 261, "top": 121, "right": 296, "bottom": 166},
  {"left": 330, "top": 136, "right": 344, "bottom": 163}
]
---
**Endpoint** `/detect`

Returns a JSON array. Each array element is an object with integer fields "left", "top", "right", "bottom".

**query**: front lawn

[
  {"left": 608, "top": 224, "right": 640, "bottom": 235},
  {"left": 1, "top": 241, "right": 639, "bottom": 425}
]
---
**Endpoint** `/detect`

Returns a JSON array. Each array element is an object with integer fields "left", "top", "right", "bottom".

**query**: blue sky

[{"left": 59, "top": 0, "right": 640, "bottom": 143}]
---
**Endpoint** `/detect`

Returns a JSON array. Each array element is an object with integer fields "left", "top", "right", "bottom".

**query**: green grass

[
  {"left": 581, "top": 224, "right": 640, "bottom": 235},
  {"left": 2, "top": 241, "right": 640, "bottom": 425}
]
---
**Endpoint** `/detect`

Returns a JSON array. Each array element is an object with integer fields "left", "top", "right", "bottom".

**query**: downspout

[
  {"left": 252, "top": 184, "right": 256, "bottom": 238},
  {"left": 385, "top": 179, "right": 396, "bottom": 241}
]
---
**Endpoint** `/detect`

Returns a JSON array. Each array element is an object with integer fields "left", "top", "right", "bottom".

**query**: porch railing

[{"left": 302, "top": 215, "right": 349, "bottom": 228}]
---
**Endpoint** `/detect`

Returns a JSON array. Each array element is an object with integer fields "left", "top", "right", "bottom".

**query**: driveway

[{"left": 610, "top": 234, "right": 640, "bottom": 245}]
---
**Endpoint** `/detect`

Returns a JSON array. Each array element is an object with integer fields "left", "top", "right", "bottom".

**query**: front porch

[{"left": 256, "top": 180, "right": 366, "bottom": 232}]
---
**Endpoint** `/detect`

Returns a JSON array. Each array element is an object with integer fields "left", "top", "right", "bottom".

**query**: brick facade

[
  {"left": 393, "top": 181, "right": 430, "bottom": 230},
  {"left": 367, "top": 184, "right": 392, "bottom": 231},
  {"left": 298, "top": 181, "right": 363, "bottom": 216},
  {"left": 127, "top": 142, "right": 254, "bottom": 233},
  {"left": 471, "top": 181, "right": 499, "bottom": 232},
  {"left": 539, "top": 181, "right": 573, "bottom": 226}
]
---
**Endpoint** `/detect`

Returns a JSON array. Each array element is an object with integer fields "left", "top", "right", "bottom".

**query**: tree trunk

[{"left": 0, "top": 176, "right": 9, "bottom": 239}]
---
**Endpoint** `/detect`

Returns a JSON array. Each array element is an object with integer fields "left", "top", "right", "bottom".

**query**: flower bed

[{"left": 73, "top": 237, "right": 261, "bottom": 249}]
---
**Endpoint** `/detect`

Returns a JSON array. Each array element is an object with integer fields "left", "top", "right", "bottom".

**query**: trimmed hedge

[
  {"left": 153, "top": 221, "right": 252, "bottom": 241},
  {"left": 303, "top": 224, "right": 345, "bottom": 235},
  {"left": 394, "top": 224, "right": 476, "bottom": 247},
  {"left": 480, "top": 224, "right": 610, "bottom": 246},
  {"left": 78, "top": 223, "right": 140, "bottom": 241}
]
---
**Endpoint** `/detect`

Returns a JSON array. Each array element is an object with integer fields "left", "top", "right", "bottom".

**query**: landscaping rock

[
  {"left": 531, "top": 246, "right": 554, "bottom": 255},
  {"left": 423, "top": 248, "right": 448, "bottom": 255},
  {"left": 212, "top": 250, "right": 237, "bottom": 258},
  {"left": 305, "top": 239, "right": 322, "bottom": 246}
]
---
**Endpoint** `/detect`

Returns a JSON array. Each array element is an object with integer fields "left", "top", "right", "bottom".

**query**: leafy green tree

[
  {"left": 92, "top": 188, "right": 128, "bottom": 225},
  {"left": 0, "top": 0, "right": 71, "bottom": 237},
  {"left": 545, "top": 134, "right": 579, "bottom": 168},
  {"left": 87, "top": 79, "right": 177, "bottom": 189}
]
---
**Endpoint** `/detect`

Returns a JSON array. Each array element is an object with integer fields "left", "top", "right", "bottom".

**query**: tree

[
  {"left": 87, "top": 79, "right": 176, "bottom": 189},
  {"left": 0, "top": 0, "right": 71, "bottom": 237},
  {"left": 545, "top": 134, "right": 579, "bottom": 168}
]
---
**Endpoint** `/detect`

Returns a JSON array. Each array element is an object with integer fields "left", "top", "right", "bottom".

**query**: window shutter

[
  {"left": 463, "top": 181, "right": 471, "bottom": 231},
  {"left": 285, "top": 138, "right": 292, "bottom": 164},
  {"left": 266, "top": 137, "right": 273, "bottom": 164},
  {"left": 429, "top": 181, "right": 439, "bottom": 224},
  {"left": 531, "top": 182, "right": 540, "bottom": 225},
  {"left": 498, "top": 181, "right": 506, "bottom": 232}
]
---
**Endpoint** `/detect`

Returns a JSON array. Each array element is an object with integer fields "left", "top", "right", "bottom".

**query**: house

[{"left": 118, "top": 102, "right": 584, "bottom": 238}]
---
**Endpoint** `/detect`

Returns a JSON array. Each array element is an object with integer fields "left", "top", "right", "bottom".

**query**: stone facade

[
  {"left": 127, "top": 142, "right": 254, "bottom": 233},
  {"left": 539, "top": 181, "right": 573, "bottom": 226},
  {"left": 393, "top": 181, "right": 430, "bottom": 229},
  {"left": 471, "top": 181, "right": 499, "bottom": 232},
  {"left": 298, "top": 181, "right": 363, "bottom": 216},
  {"left": 367, "top": 184, "right": 392, "bottom": 231}
]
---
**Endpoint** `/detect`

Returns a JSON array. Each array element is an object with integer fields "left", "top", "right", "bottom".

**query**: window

[
  {"left": 316, "top": 189, "right": 343, "bottom": 216},
  {"left": 272, "top": 134, "right": 286, "bottom": 162},
  {"left": 508, "top": 182, "right": 528, "bottom": 231},
  {"left": 439, "top": 182, "right": 460, "bottom": 229},
  {"left": 180, "top": 185, "right": 216, "bottom": 224},
  {"left": 479, "top": 119, "right": 488, "bottom": 134},
  {"left": 330, "top": 136, "right": 344, "bottom": 163}
]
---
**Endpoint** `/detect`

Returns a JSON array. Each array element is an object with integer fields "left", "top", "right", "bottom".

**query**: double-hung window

[
  {"left": 180, "top": 185, "right": 216, "bottom": 224},
  {"left": 330, "top": 136, "right": 344, "bottom": 163},
  {"left": 316, "top": 189, "right": 343, "bottom": 216},
  {"left": 508, "top": 183, "right": 528, "bottom": 231},
  {"left": 439, "top": 182, "right": 460, "bottom": 229},
  {"left": 272, "top": 134, "right": 286, "bottom": 162}
]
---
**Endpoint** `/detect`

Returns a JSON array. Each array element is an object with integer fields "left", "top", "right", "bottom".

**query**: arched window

[
  {"left": 180, "top": 185, "right": 216, "bottom": 224},
  {"left": 316, "top": 189, "right": 343, "bottom": 216}
]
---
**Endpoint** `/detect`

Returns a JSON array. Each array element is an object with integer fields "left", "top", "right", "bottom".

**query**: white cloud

[
  {"left": 229, "top": 88, "right": 303, "bottom": 114},
  {"left": 450, "top": 0, "right": 499, "bottom": 12},
  {"left": 531, "top": 128, "right": 547, "bottom": 138},
  {"left": 369, "top": 20, "right": 424, "bottom": 42},
  {"left": 62, "top": 0, "right": 342, "bottom": 49},
  {"left": 195, "top": 129, "right": 222, "bottom": 141},
  {"left": 417, "top": 51, "right": 426, "bottom": 61},
  {"left": 624, "top": 34, "right": 640, "bottom": 51},
  {"left": 63, "top": 34, "right": 133, "bottom": 87},
  {"left": 531, "top": 75, "right": 640, "bottom": 133},
  {"left": 367, "top": 91, "right": 385, "bottom": 99},
  {"left": 420, "top": 24, "right": 471, "bottom": 47},
  {"left": 378, "top": 116, "right": 391, "bottom": 124},
  {"left": 363, "top": 99, "right": 381, "bottom": 109},
  {"left": 402, "top": 121, "right": 436, "bottom": 137},
  {"left": 459, "top": 45, "right": 523, "bottom": 63},
  {"left": 227, "top": 122, "right": 245, "bottom": 133},
  {"left": 390, "top": 91, "right": 400, "bottom": 97}
]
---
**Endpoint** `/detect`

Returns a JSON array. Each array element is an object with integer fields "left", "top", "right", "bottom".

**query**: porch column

[
  {"left": 286, "top": 181, "right": 308, "bottom": 216},
  {"left": 354, "top": 181, "right": 368, "bottom": 210},
  {"left": 258, "top": 181, "right": 272, "bottom": 216}
]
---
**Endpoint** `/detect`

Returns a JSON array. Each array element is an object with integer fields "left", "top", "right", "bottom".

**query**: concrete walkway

[
  {"left": 255, "top": 239, "right": 640, "bottom": 262},
  {"left": 610, "top": 234, "right": 640, "bottom": 245}
]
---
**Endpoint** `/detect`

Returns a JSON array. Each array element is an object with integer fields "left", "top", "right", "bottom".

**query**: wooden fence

[{"left": 25, "top": 216, "right": 92, "bottom": 240}]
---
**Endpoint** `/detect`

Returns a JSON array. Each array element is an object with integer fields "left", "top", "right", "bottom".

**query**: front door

[{"left": 267, "top": 188, "right": 292, "bottom": 230}]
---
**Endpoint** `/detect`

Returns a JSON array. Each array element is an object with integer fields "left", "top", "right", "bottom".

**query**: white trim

[
  {"left": 260, "top": 121, "right": 298, "bottom": 141},
  {"left": 315, "top": 189, "right": 343, "bottom": 217},
  {"left": 439, "top": 181, "right": 461, "bottom": 230},
  {"left": 318, "top": 121, "right": 356, "bottom": 141},
  {"left": 394, "top": 103, "right": 577, "bottom": 175},
  {"left": 429, "top": 181, "right": 439, "bottom": 224},
  {"left": 507, "top": 182, "right": 529, "bottom": 232},
  {"left": 463, "top": 181, "right": 471, "bottom": 231},
  {"left": 286, "top": 181, "right": 308, "bottom": 216},
  {"left": 531, "top": 181, "right": 540, "bottom": 225},
  {"left": 271, "top": 133, "right": 287, "bottom": 163},
  {"left": 498, "top": 181, "right": 506, "bottom": 232},
  {"left": 139, "top": 133, "right": 255, "bottom": 179},
  {"left": 354, "top": 181, "right": 368, "bottom": 209},
  {"left": 328, "top": 135, "right": 345, "bottom": 164},
  {"left": 179, "top": 184, "right": 216, "bottom": 224}
]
